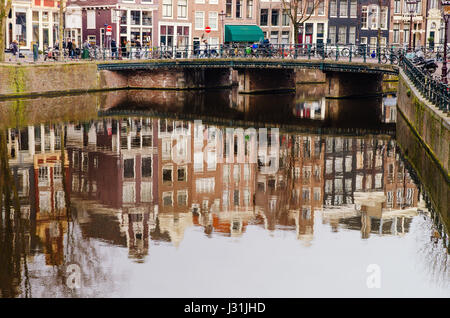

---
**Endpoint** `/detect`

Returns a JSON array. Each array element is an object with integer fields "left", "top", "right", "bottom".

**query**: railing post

[
  {"left": 336, "top": 44, "right": 339, "bottom": 61},
  {"left": 349, "top": 45, "right": 352, "bottom": 62},
  {"left": 363, "top": 45, "right": 367, "bottom": 63},
  {"left": 323, "top": 43, "right": 326, "bottom": 60},
  {"left": 308, "top": 44, "right": 311, "bottom": 59},
  {"left": 377, "top": 45, "right": 381, "bottom": 64}
]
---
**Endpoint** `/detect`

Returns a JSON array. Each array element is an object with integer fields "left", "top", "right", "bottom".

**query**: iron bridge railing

[
  {"left": 55, "top": 43, "right": 410, "bottom": 65},
  {"left": 400, "top": 56, "right": 449, "bottom": 113}
]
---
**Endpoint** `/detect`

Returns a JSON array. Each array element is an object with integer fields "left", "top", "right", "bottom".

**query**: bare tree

[
  {"left": 281, "top": 0, "right": 322, "bottom": 44},
  {"left": 0, "top": 0, "right": 12, "bottom": 62},
  {"left": 59, "top": 0, "right": 65, "bottom": 61}
]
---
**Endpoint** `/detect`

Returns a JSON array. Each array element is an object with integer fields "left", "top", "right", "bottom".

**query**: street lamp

[
  {"left": 441, "top": 0, "right": 450, "bottom": 84},
  {"left": 406, "top": 0, "right": 418, "bottom": 52},
  {"left": 219, "top": 10, "right": 226, "bottom": 45}
]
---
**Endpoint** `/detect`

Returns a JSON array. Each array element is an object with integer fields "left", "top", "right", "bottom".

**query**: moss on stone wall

[
  {"left": 0, "top": 63, "right": 100, "bottom": 98},
  {"left": 398, "top": 71, "right": 449, "bottom": 175}
]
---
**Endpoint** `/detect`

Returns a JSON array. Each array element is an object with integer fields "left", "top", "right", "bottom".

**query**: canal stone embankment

[{"left": 397, "top": 69, "right": 450, "bottom": 176}]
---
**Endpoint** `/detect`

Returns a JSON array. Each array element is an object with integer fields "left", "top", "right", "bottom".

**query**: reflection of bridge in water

[{"left": 97, "top": 59, "right": 398, "bottom": 98}]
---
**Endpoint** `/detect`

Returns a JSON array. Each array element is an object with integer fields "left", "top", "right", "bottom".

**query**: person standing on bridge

[
  {"left": 126, "top": 41, "right": 132, "bottom": 59},
  {"left": 111, "top": 39, "right": 118, "bottom": 60}
]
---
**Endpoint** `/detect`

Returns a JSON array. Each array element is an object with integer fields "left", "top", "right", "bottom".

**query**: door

[
  {"left": 305, "top": 34, "right": 312, "bottom": 44},
  {"left": 193, "top": 37, "right": 200, "bottom": 56}
]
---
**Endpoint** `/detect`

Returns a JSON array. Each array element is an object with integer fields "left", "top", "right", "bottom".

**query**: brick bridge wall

[{"left": 0, "top": 62, "right": 388, "bottom": 98}]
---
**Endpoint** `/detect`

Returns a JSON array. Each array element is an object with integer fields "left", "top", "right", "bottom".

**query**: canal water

[{"left": 0, "top": 85, "right": 448, "bottom": 298}]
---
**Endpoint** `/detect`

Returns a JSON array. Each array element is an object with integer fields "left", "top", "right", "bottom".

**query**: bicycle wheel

[{"left": 341, "top": 48, "right": 350, "bottom": 57}]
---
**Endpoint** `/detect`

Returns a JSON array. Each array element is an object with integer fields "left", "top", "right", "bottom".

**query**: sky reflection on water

[{"left": 0, "top": 89, "right": 448, "bottom": 298}]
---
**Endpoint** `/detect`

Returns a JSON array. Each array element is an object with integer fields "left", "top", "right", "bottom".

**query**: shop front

[{"left": 7, "top": 1, "right": 61, "bottom": 51}]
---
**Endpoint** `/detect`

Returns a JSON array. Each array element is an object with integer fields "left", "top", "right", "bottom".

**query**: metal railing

[
  {"left": 400, "top": 55, "right": 449, "bottom": 113},
  {"left": 45, "top": 43, "right": 411, "bottom": 64}
]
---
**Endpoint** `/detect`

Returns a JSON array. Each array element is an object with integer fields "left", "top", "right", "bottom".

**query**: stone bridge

[{"left": 97, "top": 59, "right": 398, "bottom": 98}]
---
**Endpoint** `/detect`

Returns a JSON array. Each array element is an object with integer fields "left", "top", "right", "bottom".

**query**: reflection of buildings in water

[
  {"left": 382, "top": 95, "right": 397, "bottom": 123},
  {"left": 293, "top": 98, "right": 326, "bottom": 120},
  {"left": 6, "top": 124, "right": 69, "bottom": 266},
  {"left": 383, "top": 141, "right": 418, "bottom": 210},
  {"left": 4, "top": 118, "right": 424, "bottom": 253},
  {"left": 322, "top": 135, "right": 419, "bottom": 238},
  {"left": 33, "top": 151, "right": 69, "bottom": 266},
  {"left": 324, "top": 136, "right": 386, "bottom": 207},
  {"left": 66, "top": 118, "right": 159, "bottom": 260},
  {"left": 193, "top": 211, "right": 254, "bottom": 238},
  {"left": 157, "top": 212, "right": 194, "bottom": 247},
  {"left": 255, "top": 134, "right": 324, "bottom": 242}
]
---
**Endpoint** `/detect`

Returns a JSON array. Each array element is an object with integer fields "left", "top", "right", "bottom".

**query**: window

[
  {"left": 270, "top": 31, "right": 278, "bottom": 44},
  {"left": 361, "top": 6, "right": 368, "bottom": 29},
  {"left": 233, "top": 165, "right": 240, "bottom": 181},
  {"left": 370, "top": 6, "right": 378, "bottom": 29},
  {"left": 394, "top": 0, "right": 401, "bottom": 13},
  {"left": 330, "top": 0, "right": 337, "bottom": 17},
  {"left": 393, "top": 23, "right": 400, "bottom": 43},
  {"left": 404, "top": 24, "right": 410, "bottom": 44},
  {"left": 350, "top": 0, "right": 357, "bottom": 17},
  {"left": 223, "top": 165, "right": 230, "bottom": 183},
  {"left": 281, "top": 31, "right": 289, "bottom": 44},
  {"left": 163, "top": 191, "right": 173, "bottom": 206},
  {"left": 196, "top": 178, "right": 215, "bottom": 193},
  {"left": 282, "top": 11, "right": 290, "bottom": 26},
  {"left": 142, "top": 11, "right": 152, "bottom": 25},
  {"left": 142, "top": 157, "right": 152, "bottom": 177},
  {"left": 177, "top": 166, "right": 186, "bottom": 181},
  {"left": 349, "top": 26, "right": 356, "bottom": 44},
  {"left": 141, "top": 182, "right": 152, "bottom": 203},
  {"left": 163, "top": 0, "right": 173, "bottom": 17},
  {"left": 226, "top": 0, "right": 232, "bottom": 17},
  {"left": 209, "top": 11, "right": 218, "bottom": 30},
  {"left": 370, "top": 36, "right": 377, "bottom": 49},
  {"left": 260, "top": 9, "right": 268, "bottom": 26},
  {"left": 307, "top": 0, "right": 314, "bottom": 14},
  {"left": 131, "top": 11, "right": 141, "bottom": 25},
  {"left": 176, "top": 25, "right": 189, "bottom": 47},
  {"left": 318, "top": 0, "right": 325, "bottom": 15},
  {"left": 163, "top": 166, "right": 173, "bottom": 183},
  {"left": 233, "top": 190, "right": 239, "bottom": 206},
  {"left": 87, "top": 10, "right": 96, "bottom": 29},
  {"left": 271, "top": 9, "right": 279, "bottom": 26},
  {"left": 178, "top": 0, "right": 187, "bottom": 18},
  {"left": 124, "top": 159, "right": 135, "bottom": 179},
  {"left": 339, "top": 0, "right": 348, "bottom": 17},
  {"left": 247, "top": 0, "right": 253, "bottom": 18},
  {"left": 380, "top": 7, "right": 388, "bottom": 29},
  {"left": 236, "top": 0, "right": 242, "bottom": 18},
  {"left": 177, "top": 190, "right": 187, "bottom": 206},
  {"left": 328, "top": 26, "right": 336, "bottom": 44},
  {"left": 195, "top": 11, "right": 204, "bottom": 30}
]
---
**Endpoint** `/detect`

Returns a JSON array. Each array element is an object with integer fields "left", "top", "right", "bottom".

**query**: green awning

[{"left": 224, "top": 25, "right": 264, "bottom": 43}]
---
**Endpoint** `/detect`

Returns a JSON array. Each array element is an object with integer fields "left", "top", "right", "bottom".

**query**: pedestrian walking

[
  {"left": 67, "top": 38, "right": 74, "bottom": 58},
  {"left": 10, "top": 40, "right": 19, "bottom": 62},
  {"left": 126, "top": 41, "right": 131, "bottom": 59},
  {"left": 111, "top": 39, "right": 118, "bottom": 59}
]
